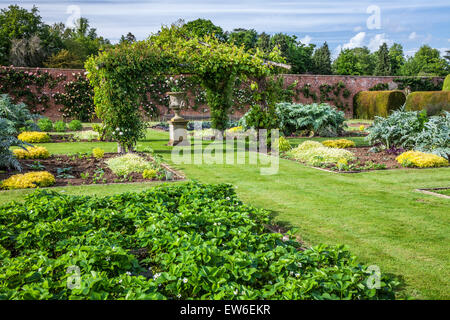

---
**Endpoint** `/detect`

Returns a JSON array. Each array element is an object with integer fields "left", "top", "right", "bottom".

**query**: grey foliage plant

[{"left": 0, "top": 94, "right": 34, "bottom": 170}]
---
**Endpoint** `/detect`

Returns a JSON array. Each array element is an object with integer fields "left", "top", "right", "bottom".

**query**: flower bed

[
  {"left": 0, "top": 152, "right": 183, "bottom": 188},
  {"left": 282, "top": 141, "right": 450, "bottom": 172},
  {"left": 0, "top": 182, "right": 398, "bottom": 299}
]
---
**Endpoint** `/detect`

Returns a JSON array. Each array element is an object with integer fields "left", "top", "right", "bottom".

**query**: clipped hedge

[
  {"left": 443, "top": 74, "right": 450, "bottom": 91},
  {"left": 354, "top": 90, "right": 406, "bottom": 119},
  {"left": 405, "top": 91, "right": 450, "bottom": 115}
]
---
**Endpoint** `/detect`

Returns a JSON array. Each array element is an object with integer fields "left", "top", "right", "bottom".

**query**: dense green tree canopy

[
  {"left": 227, "top": 28, "right": 259, "bottom": 51},
  {"left": 312, "top": 42, "right": 332, "bottom": 75},
  {"left": 181, "top": 19, "right": 226, "bottom": 41},
  {"left": 388, "top": 43, "right": 405, "bottom": 76},
  {"left": 400, "top": 45, "right": 450, "bottom": 76},
  {"left": 333, "top": 47, "right": 375, "bottom": 75},
  {"left": 0, "top": 5, "right": 53, "bottom": 66},
  {"left": 374, "top": 43, "right": 391, "bottom": 76}
]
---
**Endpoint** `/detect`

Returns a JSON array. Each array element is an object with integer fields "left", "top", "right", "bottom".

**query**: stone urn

[
  {"left": 167, "top": 91, "right": 187, "bottom": 121},
  {"left": 167, "top": 92, "right": 190, "bottom": 146}
]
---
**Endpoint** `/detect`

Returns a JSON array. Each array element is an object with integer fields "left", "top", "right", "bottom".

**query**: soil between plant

[{"left": 0, "top": 153, "right": 184, "bottom": 187}]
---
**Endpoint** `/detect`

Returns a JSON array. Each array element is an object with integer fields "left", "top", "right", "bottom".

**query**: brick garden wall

[{"left": 1, "top": 67, "right": 443, "bottom": 120}]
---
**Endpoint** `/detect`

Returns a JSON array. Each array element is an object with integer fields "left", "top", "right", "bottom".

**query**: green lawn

[{"left": 1, "top": 129, "right": 449, "bottom": 299}]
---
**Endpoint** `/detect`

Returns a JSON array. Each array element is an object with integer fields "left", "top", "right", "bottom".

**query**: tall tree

[
  {"left": 256, "top": 32, "right": 271, "bottom": 53},
  {"left": 400, "top": 45, "right": 449, "bottom": 76},
  {"left": 374, "top": 43, "right": 391, "bottom": 76},
  {"left": 388, "top": 43, "right": 405, "bottom": 76},
  {"left": 333, "top": 47, "right": 375, "bottom": 75},
  {"left": 60, "top": 18, "right": 110, "bottom": 64},
  {"left": 9, "top": 35, "right": 46, "bottom": 67},
  {"left": 119, "top": 32, "right": 136, "bottom": 44},
  {"left": 227, "top": 28, "right": 258, "bottom": 51},
  {"left": 181, "top": 19, "right": 225, "bottom": 41},
  {"left": 270, "top": 33, "right": 315, "bottom": 74},
  {"left": 0, "top": 5, "right": 45, "bottom": 65},
  {"left": 312, "top": 42, "right": 332, "bottom": 74}
]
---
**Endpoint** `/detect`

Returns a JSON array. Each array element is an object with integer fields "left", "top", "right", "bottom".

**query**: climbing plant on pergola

[{"left": 85, "top": 25, "right": 286, "bottom": 152}]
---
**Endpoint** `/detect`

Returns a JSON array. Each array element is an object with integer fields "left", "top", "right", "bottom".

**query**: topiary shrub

[
  {"left": 353, "top": 91, "right": 406, "bottom": 119},
  {"left": 405, "top": 91, "right": 450, "bottom": 115},
  {"left": 52, "top": 121, "right": 65, "bottom": 132},
  {"left": 443, "top": 75, "right": 450, "bottom": 91},
  {"left": 68, "top": 120, "right": 83, "bottom": 131},
  {"left": 17, "top": 132, "right": 51, "bottom": 143},
  {"left": 53, "top": 121, "right": 67, "bottom": 132},
  {"left": 37, "top": 118, "right": 53, "bottom": 132}
]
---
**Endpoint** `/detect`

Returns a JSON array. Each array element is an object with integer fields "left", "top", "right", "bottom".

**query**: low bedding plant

[
  {"left": 284, "top": 141, "right": 386, "bottom": 172},
  {"left": 17, "top": 131, "right": 51, "bottom": 143},
  {"left": 73, "top": 130, "right": 100, "bottom": 141},
  {"left": 106, "top": 153, "right": 164, "bottom": 179},
  {"left": 0, "top": 182, "right": 398, "bottom": 300},
  {"left": 396, "top": 151, "right": 449, "bottom": 168},
  {"left": 13, "top": 146, "right": 50, "bottom": 160},
  {"left": 322, "top": 139, "right": 355, "bottom": 149},
  {"left": 286, "top": 141, "right": 356, "bottom": 167},
  {"left": 1, "top": 171, "right": 55, "bottom": 190}
]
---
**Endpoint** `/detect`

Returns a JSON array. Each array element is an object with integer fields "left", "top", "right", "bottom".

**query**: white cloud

[
  {"left": 438, "top": 48, "right": 450, "bottom": 57},
  {"left": 408, "top": 32, "right": 417, "bottom": 40},
  {"left": 342, "top": 32, "right": 366, "bottom": 49},
  {"left": 368, "top": 33, "right": 393, "bottom": 51},
  {"left": 353, "top": 26, "right": 363, "bottom": 32},
  {"left": 299, "top": 35, "right": 312, "bottom": 45}
]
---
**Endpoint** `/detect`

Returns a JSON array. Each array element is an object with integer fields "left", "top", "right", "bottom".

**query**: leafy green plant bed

[
  {"left": 0, "top": 182, "right": 398, "bottom": 299},
  {"left": 0, "top": 152, "right": 183, "bottom": 189}
]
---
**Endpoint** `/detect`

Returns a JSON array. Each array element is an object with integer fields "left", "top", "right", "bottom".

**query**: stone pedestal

[{"left": 168, "top": 119, "right": 190, "bottom": 146}]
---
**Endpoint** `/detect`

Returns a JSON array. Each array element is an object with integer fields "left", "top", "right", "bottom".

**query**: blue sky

[{"left": 2, "top": 0, "right": 449, "bottom": 58}]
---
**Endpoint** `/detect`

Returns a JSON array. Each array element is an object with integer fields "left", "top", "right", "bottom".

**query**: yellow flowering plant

[
  {"left": 13, "top": 146, "right": 50, "bottom": 159},
  {"left": 142, "top": 169, "right": 158, "bottom": 179},
  {"left": 272, "top": 136, "right": 292, "bottom": 152},
  {"left": 322, "top": 139, "right": 356, "bottom": 149},
  {"left": 287, "top": 141, "right": 356, "bottom": 166},
  {"left": 1, "top": 171, "right": 55, "bottom": 190},
  {"left": 396, "top": 151, "right": 449, "bottom": 168},
  {"left": 92, "top": 148, "right": 105, "bottom": 159},
  {"left": 17, "top": 131, "right": 50, "bottom": 143}
]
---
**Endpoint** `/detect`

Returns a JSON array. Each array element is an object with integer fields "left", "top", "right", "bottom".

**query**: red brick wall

[{"left": 1, "top": 67, "right": 443, "bottom": 120}]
